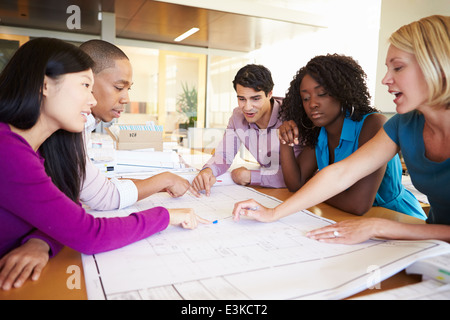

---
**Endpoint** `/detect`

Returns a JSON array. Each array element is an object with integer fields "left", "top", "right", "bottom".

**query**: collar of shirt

[
  {"left": 85, "top": 113, "right": 100, "bottom": 133},
  {"left": 317, "top": 116, "right": 357, "bottom": 153}
]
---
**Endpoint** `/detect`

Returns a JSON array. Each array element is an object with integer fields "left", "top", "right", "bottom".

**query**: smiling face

[
  {"left": 299, "top": 74, "right": 342, "bottom": 128},
  {"left": 91, "top": 58, "right": 133, "bottom": 122},
  {"left": 382, "top": 45, "right": 429, "bottom": 114},
  {"left": 236, "top": 84, "right": 273, "bottom": 129},
  {"left": 42, "top": 69, "right": 97, "bottom": 133}
]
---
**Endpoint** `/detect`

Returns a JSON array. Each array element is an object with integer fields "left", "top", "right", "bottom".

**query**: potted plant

[{"left": 176, "top": 82, "right": 197, "bottom": 129}]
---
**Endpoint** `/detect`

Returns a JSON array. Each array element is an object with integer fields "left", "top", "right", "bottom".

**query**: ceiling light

[{"left": 174, "top": 27, "right": 200, "bottom": 42}]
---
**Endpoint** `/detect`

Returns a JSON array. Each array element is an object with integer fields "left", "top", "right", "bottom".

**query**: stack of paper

[{"left": 115, "top": 149, "right": 185, "bottom": 173}]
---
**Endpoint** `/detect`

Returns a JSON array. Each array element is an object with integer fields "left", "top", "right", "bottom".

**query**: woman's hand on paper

[
  {"left": 168, "top": 208, "right": 211, "bottom": 229},
  {"left": 0, "top": 238, "right": 49, "bottom": 291},
  {"left": 306, "top": 218, "right": 380, "bottom": 244},
  {"left": 232, "top": 199, "right": 276, "bottom": 223}
]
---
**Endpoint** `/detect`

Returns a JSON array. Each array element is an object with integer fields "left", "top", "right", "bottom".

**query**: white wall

[
  {"left": 161, "top": 0, "right": 383, "bottom": 102},
  {"left": 249, "top": 0, "right": 383, "bottom": 101},
  {"left": 374, "top": 0, "right": 450, "bottom": 112}
]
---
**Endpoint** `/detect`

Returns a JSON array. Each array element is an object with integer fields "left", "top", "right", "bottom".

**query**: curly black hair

[{"left": 279, "top": 54, "right": 378, "bottom": 148}]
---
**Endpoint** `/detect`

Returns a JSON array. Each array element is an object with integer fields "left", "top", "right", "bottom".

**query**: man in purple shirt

[{"left": 192, "top": 65, "right": 296, "bottom": 195}]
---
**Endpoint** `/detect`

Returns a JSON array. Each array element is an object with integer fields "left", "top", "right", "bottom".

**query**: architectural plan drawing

[{"left": 82, "top": 185, "right": 450, "bottom": 300}]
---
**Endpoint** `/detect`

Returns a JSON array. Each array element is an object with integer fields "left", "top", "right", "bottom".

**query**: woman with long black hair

[{"left": 0, "top": 38, "right": 206, "bottom": 290}]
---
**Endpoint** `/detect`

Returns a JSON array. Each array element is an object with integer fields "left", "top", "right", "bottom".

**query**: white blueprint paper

[{"left": 81, "top": 185, "right": 450, "bottom": 300}]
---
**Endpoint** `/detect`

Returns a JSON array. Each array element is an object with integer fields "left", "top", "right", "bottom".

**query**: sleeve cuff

[
  {"left": 110, "top": 178, "right": 139, "bottom": 209},
  {"left": 202, "top": 165, "right": 219, "bottom": 178},
  {"left": 21, "top": 230, "right": 64, "bottom": 258},
  {"left": 249, "top": 170, "right": 261, "bottom": 186}
]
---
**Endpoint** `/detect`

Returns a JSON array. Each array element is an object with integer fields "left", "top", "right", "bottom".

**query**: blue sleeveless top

[
  {"left": 384, "top": 111, "right": 450, "bottom": 225},
  {"left": 315, "top": 113, "right": 426, "bottom": 219}
]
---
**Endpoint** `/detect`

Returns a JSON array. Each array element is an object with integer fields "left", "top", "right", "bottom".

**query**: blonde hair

[{"left": 389, "top": 15, "right": 450, "bottom": 108}]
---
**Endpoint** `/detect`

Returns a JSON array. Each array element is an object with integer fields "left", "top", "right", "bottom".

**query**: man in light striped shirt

[{"left": 79, "top": 40, "right": 198, "bottom": 210}]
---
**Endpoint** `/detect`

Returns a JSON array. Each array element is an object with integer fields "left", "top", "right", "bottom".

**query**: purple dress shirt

[
  {"left": 204, "top": 97, "right": 296, "bottom": 188},
  {"left": 0, "top": 122, "right": 170, "bottom": 258}
]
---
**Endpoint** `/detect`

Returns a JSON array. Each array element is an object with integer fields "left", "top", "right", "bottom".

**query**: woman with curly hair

[
  {"left": 233, "top": 15, "right": 450, "bottom": 245},
  {"left": 232, "top": 53, "right": 426, "bottom": 221},
  {"left": 276, "top": 54, "right": 425, "bottom": 218}
]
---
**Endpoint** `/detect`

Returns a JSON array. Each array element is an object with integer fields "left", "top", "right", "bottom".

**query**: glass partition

[
  {"left": 206, "top": 55, "right": 251, "bottom": 128},
  {"left": 0, "top": 34, "right": 29, "bottom": 72}
]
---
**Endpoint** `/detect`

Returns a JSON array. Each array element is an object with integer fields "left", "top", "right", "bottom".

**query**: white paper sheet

[{"left": 82, "top": 185, "right": 450, "bottom": 300}]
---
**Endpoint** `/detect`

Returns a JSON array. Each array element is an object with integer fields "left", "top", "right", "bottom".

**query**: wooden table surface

[{"left": 0, "top": 187, "right": 425, "bottom": 300}]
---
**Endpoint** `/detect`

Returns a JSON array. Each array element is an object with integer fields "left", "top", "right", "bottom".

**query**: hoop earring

[
  {"left": 300, "top": 116, "right": 315, "bottom": 130},
  {"left": 341, "top": 105, "right": 355, "bottom": 118}
]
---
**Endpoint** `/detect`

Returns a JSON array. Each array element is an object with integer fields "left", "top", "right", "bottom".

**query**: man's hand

[
  {"left": 164, "top": 172, "right": 200, "bottom": 197},
  {"left": 231, "top": 167, "right": 251, "bottom": 186},
  {"left": 191, "top": 168, "right": 217, "bottom": 196}
]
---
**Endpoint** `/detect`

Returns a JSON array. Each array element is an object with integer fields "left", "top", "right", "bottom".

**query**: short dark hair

[
  {"left": 80, "top": 39, "right": 129, "bottom": 74},
  {"left": 232, "top": 64, "right": 274, "bottom": 96},
  {"left": 0, "top": 37, "right": 93, "bottom": 202}
]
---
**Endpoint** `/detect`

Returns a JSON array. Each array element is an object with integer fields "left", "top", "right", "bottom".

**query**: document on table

[{"left": 82, "top": 185, "right": 450, "bottom": 300}]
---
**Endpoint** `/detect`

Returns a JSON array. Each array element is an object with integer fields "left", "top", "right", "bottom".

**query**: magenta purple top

[{"left": 0, "top": 122, "right": 170, "bottom": 258}]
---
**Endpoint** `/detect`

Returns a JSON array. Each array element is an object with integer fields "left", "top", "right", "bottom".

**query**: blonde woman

[{"left": 233, "top": 15, "right": 450, "bottom": 244}]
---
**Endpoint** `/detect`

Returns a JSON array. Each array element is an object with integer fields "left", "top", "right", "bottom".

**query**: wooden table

[{"left": 0, "top": 187, "right": 424, "bottom": 300}]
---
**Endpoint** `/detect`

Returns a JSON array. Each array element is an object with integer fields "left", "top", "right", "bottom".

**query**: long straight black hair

[{"left": 0, "top": 37, "right": 94, "bottom": 202}]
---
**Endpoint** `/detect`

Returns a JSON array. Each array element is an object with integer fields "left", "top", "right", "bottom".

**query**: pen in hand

[{"left": 233, "top": 204, "right": 261, "bottom": 221}]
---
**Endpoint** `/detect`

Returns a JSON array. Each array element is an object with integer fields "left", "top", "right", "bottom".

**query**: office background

[{"left": 0, "top": 0, "right": 449, "bottom": 133}]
